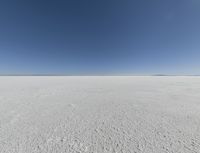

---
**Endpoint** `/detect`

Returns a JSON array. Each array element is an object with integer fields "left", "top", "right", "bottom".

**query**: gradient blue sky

[{"left": 0, "top": 0, "right": 200, "bottom": 75}]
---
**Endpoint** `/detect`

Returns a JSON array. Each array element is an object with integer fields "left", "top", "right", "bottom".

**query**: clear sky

[{"left": 0, "top": 0, "right": 200, "bottom": 75}]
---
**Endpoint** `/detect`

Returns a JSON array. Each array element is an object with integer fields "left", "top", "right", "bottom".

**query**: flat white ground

[{"left": 1, "top": 76, "right": 200, "bottom": 153}]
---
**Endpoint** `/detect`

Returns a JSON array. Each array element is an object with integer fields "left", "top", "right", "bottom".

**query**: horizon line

[{"left": 0, "top": 74, "right": 200, "bottom": 76}]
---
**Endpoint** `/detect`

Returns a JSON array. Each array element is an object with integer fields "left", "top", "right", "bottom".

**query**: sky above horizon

[{"left": 0, "top": 0, "right": 200, "bottom": 75}]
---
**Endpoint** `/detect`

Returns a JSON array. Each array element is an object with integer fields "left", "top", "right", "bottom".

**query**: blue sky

[{"left": 0, "top": 0, "right": 200, "bottom": 75}]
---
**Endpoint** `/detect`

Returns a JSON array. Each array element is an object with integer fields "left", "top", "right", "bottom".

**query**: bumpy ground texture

[{"left": 1, "top": 76, "right": 200, "bottom": 153}]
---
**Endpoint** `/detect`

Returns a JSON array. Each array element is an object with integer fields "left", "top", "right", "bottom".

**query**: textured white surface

[{"left": 1, "top": 76, "right": 200, "bottom": 153}]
